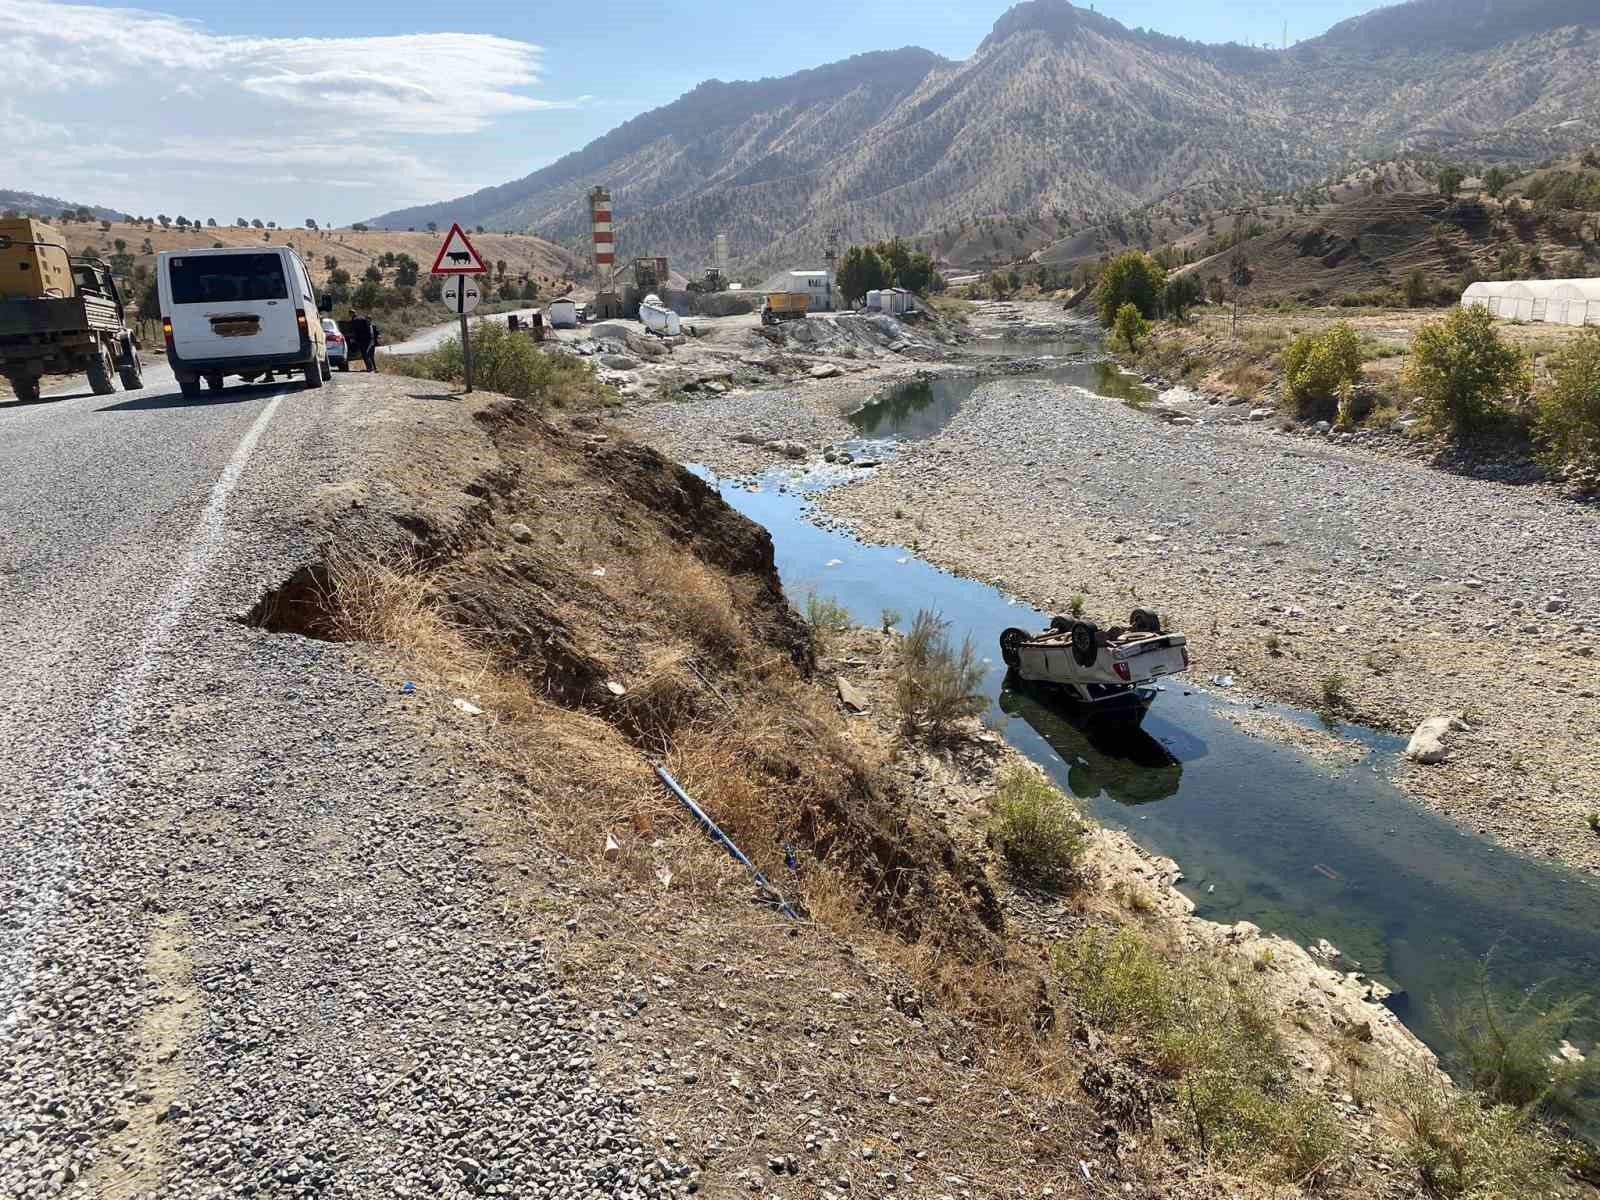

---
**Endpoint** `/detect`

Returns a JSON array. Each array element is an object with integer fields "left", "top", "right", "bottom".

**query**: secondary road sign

[
  {"left": 441, "top": 275, "right": 481, "bottom": 314},
  {"left": 429, "top": 223, "right": 489, "bottom": 276}
]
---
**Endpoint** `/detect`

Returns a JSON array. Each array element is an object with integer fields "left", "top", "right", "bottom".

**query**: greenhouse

[{"left": 1461, "top": 278, "right": 1600, "bottom": 326}]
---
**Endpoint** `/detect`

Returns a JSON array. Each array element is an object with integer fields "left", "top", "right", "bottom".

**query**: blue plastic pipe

[{"left": 652, "top": 762, "right": 800, "bottom": 920}]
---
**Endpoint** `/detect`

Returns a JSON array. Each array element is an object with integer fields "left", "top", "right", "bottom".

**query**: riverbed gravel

[{"left": 816, "top": 374, "right": 1600, "bottom": 875}]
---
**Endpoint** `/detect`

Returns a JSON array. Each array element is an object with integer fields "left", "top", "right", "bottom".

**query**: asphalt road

[
  {"left": 0, "top": 366, "right": 665, "bottom": 1196},
  {"left": 384, "top": 306, "right": 547, "bottom": 355}
]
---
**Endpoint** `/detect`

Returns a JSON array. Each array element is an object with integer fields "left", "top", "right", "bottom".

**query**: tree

[
  {"left": 1483, "top": 166, "right": 1510, "bottom": 199},
  {"left": 836, "top": 245, "right": 887, "bottom": 305},
  {"left": 236, "top": 218, "right": 248, "bottom": 228},
  {"left": 324, "top": 255, "right": 339, "bottom": 272},
  {"left": 99, "top": 219, "right": 112, "bottom": 232},
  {"left": 519, "top": 279, "right": 540, "bottom": 301},
  {"left": 140, "top": 238, "right": 153, "bottom": 255},
  {"left": 325, "top": 268, "right": 352, "bottom": 303},
  {"left": 351, "top": 223, "right": 369, "bottom": 233},
  {"left": 363, "top": 265, "right": 382, "bottom": 284},
  {"left": 1096, "top": 252, "right": 1165, "bottom": 326},
  {"left": 421, "top": 276, "right": 443, "bottom": 302},
  {"left": 157, "top": 214, "right": 170, "bottom": 228},
  {"left": 251, "top": 219, "right": 264, "bottom": 229},
  {"left": 266, "top": 222, "right": 276, "bottom": 230},
  {"left": 1228, "top": 250, "right": 1253, "bottom": 335},
  {"left": 1402, "top": 268, "right": 1431, "bottom": 307},
  {"left": 175, "top": 216, "right": 189, "bottom": 228},
  {"left": 1163, "top": 273, "right": 1203, "bottom": 322},
  {"left": 1283, "top": 323, "right": 1363, "bottom": 419},
  {"left": 426, "top": 221, "right": 438, "bottom": 234},
  {"left": 394, "top": 254, "right": 419, "bottom": 288},
  {"left": 351, "top": 280, "right": 383, "bottom": 310},
  {"left": 1110, "top": 303, "right": 1148, "bottom": 352},
  {"left": 988, "top": 270, "right": 1011, "bottom": 300},
  {"left": 495, "top": 259, "right": 507, "bottom": 281},
  {"left": 1438, "top": 166, "right": 1465, "bottom": 200},
  {"left": 1403, "top": 305, "right": 1533, "bottom": 437},
  {"left": 1536, "top": 329, "right": 1600, "bottom": 470},
  {"left": 497, "top": 281, "right": 518, "bottom": 301}
]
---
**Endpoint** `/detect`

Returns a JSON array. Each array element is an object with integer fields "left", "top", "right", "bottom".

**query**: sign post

[{"left": 429, "top": 223, "right": 490, "bottom": 394}]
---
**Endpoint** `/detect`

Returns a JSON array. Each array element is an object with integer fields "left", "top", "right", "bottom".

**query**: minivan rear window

[{"left": 168, "top": 253, "right": 288, "bottom": 305}]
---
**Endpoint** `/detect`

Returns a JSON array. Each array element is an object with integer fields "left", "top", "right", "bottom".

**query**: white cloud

[{"left": 0, "top": 1, "right": 581, "bottom": 220}]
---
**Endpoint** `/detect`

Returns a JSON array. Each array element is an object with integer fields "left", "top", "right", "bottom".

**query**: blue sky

[{"left": 3, "top": 0, "right": 1386, "bottom": 226}]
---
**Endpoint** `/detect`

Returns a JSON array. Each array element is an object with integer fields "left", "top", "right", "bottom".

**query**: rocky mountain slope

[{"left": 371, "top": 0, "right": 1600, "bottom": 271}]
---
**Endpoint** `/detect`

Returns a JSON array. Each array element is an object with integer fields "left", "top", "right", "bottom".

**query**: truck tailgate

[
  {"left": 0, "top": 295, "right": 112, "bottom": 337},
  {"left": 1113, "top": 635, "right": 1188, "bottom": 684}
]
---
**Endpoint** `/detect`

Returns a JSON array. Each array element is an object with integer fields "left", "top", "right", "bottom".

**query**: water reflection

[{"left": 1000, "top": 681, "right": 1190, "bottom": 806}]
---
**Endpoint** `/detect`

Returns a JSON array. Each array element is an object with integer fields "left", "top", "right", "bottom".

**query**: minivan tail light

[
  {"left": 296, "top": 310, "right": 308, "bottom": 335},
  {"left": 162, "top": 316, "right": 174, "bottom": 351}
]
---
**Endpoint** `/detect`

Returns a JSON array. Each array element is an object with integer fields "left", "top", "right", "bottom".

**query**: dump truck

[
  {"left": 0, "top": 219, "right": 143, "bottom": 402},
  {"left": 760, "top": 292, "right": 810, "bottom": 325}
]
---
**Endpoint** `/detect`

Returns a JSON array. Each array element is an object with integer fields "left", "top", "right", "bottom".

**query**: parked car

[
  {"left": 155, "top": 246, "right": 328, "bottom": 396},
  {"left": 322, "top": 318, "right": 348, "bottom": 370}
]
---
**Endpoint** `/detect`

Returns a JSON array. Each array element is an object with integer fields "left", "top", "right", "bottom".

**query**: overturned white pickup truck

[{"left": 999, "top": 609, "right": 1189, "bottom": 718}]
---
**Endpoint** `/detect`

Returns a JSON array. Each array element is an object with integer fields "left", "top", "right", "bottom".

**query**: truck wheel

[
  {"left": 117, "top": 342, "right": 144, "bottom": 391},
  {"left": 178, "top": 375, "right": 202, "bottom": 399},
  {"left": 204, "top": 373, "right": 224, "bottom": 392},
  {"left": 1130, "top": 608, "right": 1161, "bottom": 634},
  {"left": 87, "top": 342, "right": 117, "bottom": 396},
  {"left": 303, "top": 358, "right": 324, "bottom": 390},
  {"left": 9, "top": 376, "right": 41, "bottom": 403},
  {"left": 1000, "top": 627, "right": 1028, "bottom": 669}
]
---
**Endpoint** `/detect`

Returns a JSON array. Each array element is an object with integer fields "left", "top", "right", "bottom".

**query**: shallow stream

[{"left": 689, "top": 354, "right": 1600, "bottom": 1078}]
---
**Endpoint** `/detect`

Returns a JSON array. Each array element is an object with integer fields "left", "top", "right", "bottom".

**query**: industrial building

[
  {"left": 1461, "top": 278, "right": 1600, "bottom": 327},
  {"left": 761, "top": 269, "right": 835, "bottom": 312}
]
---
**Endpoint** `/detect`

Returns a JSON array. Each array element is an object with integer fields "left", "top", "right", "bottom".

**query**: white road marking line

[{"left": 0, "top": 392, "right": 285, "bottom": 1020}]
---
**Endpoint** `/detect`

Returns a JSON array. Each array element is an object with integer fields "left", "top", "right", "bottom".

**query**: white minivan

[{"left": 156, "top": 247, "right": 329, "bottom": 397}]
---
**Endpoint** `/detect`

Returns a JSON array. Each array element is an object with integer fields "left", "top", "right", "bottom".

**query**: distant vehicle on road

[
  {"left": 156, "top": 247, "right": 329, "bottom": 397},
  {"left": 761, "top": 292, "right": 809, "bottom": 325},
  {"left": 322, "top": 319, "right": 348, "bottom": 370},
  {"left": 548, "top": 298, "right": 577, "bottom": 329},
  {"left": 0, "top": 219, "right": 144, "bottom": 401}
]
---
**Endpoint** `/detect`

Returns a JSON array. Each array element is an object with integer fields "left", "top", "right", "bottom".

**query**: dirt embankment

[{"left": 254, "top": 375, "right": 1495, "bottom": 1199}]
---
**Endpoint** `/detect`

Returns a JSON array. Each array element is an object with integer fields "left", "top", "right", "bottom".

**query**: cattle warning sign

[{"left": 429, "top": 223, "right": 488, "bottom": 275}]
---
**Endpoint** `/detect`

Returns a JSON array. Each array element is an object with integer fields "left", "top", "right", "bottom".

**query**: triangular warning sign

[{"left": 429, "top": 223, "right": 489, "bottom": 275}]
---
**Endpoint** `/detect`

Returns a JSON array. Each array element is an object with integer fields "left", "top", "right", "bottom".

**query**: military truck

[{"left": 0, "top": 221, "right": 143, "bottom": 402}]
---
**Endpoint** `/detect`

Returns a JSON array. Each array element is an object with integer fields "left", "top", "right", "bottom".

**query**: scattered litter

[
  {"left": 400, "top": 681, "right": 415, "bottom": 694},
  {"left": 895, "top": 557, "right": 908, "bottom": 564},
  {"left": 451, "top": 698, "right": 482, "bottom": 716},
  {"left": 604, "top": 834, "right": 620, "bottom": 862},
  {"left": 825, "top": 558, "right": 843, "bottom": 567},
  {"left": 590, "top": 566, "right": 607, "bottom": 577},
  {"left": 1211, "top": 674, "right": 1234, "bottom": 688},
  {"left": 605, "top": 680, "right": 627, "bottom": 697},
  {"left": 1312, "top": 862, "right": 1343, "bottom": 881},
  {"left": 1079, "top": 1161, "right": 1093, "bottom": 1184},
  {"left": 655, "top": 866, "right": 673, "bottom": 889},
  {"left": 652, "top": 762, "right": 799, "bottom": 919}
]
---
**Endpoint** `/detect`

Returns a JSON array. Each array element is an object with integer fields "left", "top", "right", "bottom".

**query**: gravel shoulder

[{"left": 0, "top": 372, "right": 678, "bottom": 1198}]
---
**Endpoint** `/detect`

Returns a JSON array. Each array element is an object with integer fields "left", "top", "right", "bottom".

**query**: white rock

[{"left": 1404, "top": 716, "right": 1468, "bottom": 765}]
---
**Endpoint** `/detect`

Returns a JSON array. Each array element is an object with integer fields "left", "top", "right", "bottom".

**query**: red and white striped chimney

[{"left": 588, "top": 186, "right": 614, "bottom": 284}]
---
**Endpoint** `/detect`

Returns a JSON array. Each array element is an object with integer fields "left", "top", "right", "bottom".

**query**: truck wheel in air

[
  {"left": 1070, "top": 620, "right": 1099, "bottom": 667},
  {"left": 1000, "top": 627, "right": 1028, "bottom": 669},
  {"left": 1130, "top": 607, "right": 1161, "bottom": 634},
  {"left": 86, "top": 340, "right": 117, "bottom": 396},
  {"left": 303, "top": 357, "right": 324, "bottom": 390}
]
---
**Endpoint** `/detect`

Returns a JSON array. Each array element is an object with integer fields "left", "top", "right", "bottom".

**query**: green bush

[
  {"left": 1536, "top": 329, "right": 1600, "bottom": 472},
  {"left": 1110, "top": 302, "right": 1149, "bottom": 352},
  {"left": 1392, "top": 1078, "right": 1566, "bottom": 1200},
  {"left": 1096, "top": 251, "right": 1166, "bottom": 326},
  {"left": 417, "top": 321, "right": 616, "bottom": 409},
  {"left": 1403, "top": 306, "right": 1533, "bottom": 437},
  {"left": 804, "top": 592, "right": 852, "bottom": 653},
  {"left": 1282, "top": 322, "right": 1363, "bottom": 419},
  {"left": 990, "top": 768, "right": 1089, "bottom": 889},
  {"left": 1056, "top": 927, "right": 1343, "bottom": 1182},
  {"left": 1441, "top": 961, "right": 1599, "bottom": 1118},
  {"left": 894, "top": 610, "right": 986, "bottom": 740}
]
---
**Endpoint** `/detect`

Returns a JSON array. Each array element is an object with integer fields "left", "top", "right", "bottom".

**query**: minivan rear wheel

[
  {"left": 303, "top": 358, "right": 324, "bottom": 390},
  {"left": 204, "top": 373, "right": 224, "bottom": 392},
  {"left": 178, "top": 375, "right": 202, "bottom": 399}
]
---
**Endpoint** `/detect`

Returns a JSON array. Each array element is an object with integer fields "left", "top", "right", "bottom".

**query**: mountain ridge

[{"left": 371, "top": 0, "right": 1600, "bottom": 272}]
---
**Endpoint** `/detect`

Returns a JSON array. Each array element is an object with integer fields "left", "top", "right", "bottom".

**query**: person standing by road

[
  {"left": 364, "top": 319, "right": 380, "bottom": 372},
  {"left": 345, "top": 314, "right": 372, "bottom": 373}
]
